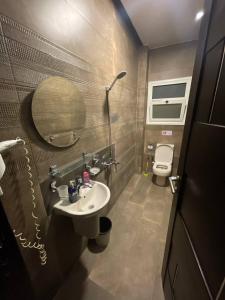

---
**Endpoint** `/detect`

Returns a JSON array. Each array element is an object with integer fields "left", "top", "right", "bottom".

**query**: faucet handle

[{"left": 49, "top": 165, "right": 60, "bottom": 177}]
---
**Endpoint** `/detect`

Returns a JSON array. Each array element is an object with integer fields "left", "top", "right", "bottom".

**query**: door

[{"left": 163, "top": 0, "right": 225, "bottom": 299}]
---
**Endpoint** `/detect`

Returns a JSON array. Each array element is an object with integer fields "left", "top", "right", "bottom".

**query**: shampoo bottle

[{"left": 82, "top": 168, "right": 90, "bottom": 184}]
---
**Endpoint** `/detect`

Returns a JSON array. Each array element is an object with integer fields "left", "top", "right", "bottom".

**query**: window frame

[{"left": 146, "top": 77, "right": 192, "bottom": 125}]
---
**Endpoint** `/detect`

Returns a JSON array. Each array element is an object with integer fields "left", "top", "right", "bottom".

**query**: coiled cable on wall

[{"left": 13, "top": 138, "right": 47, "bottom": 266}]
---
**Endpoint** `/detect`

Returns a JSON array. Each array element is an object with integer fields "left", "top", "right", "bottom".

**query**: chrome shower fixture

[{"left": 106, "top": 71, "right": 127, "bottom": 92}]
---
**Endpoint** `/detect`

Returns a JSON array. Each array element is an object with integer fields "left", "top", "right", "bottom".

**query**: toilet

[{"left": 153, "top": 143, "right": 174, "bottom": 186}]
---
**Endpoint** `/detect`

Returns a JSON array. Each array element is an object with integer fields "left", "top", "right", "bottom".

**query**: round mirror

[{"left": 32, "top": 76, "right": 85, "bottom": 148}]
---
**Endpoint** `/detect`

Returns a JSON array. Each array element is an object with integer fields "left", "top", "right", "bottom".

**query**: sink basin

[
  {"left": 54, "top": 181, "right": 110, "bottom": 217},
  {"left": 53, "top": 181, "right": 110, "bottom": 238}
]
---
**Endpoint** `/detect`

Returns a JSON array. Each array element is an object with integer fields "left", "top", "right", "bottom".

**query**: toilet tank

[{"left": 155, "top": 144, "right": 174, "bottom": 163}]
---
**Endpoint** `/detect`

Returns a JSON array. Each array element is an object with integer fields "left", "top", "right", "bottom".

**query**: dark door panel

[
  {"left": 206, "top": 0, "right": 225, "bottom": 51},
  {"left": 195, "top": 40, "right": 224, "bottom": 123},
  {"left": 168, "top": 214, "right": 210, "bottom": 300},
  {"left": 180, "top": 122, "right": 225, "bottom": 297},
  {"left": 218, "top": 282, "right": 225, "bottom": 300},
  {"left": 163, "top": 1, "right": 225, "bottom": 300},
  {"left": 163, "top": 271, "right": 174, "bottom": 300},
  {"left": 210, "top": 48, "right": 225, "bottom": 126}
]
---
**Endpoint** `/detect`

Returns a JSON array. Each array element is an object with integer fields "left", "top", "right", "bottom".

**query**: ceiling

[{"left": 121, "top": 0, "right": 205, "bottom": 49}]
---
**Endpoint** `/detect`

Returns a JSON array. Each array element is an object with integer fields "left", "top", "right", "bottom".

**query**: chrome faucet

[
  {"left": 75, "top": 176, "right": 83, "bottom": 194},
  {"left": 92, "top": 154, "right": 100, "bottom": 165},
  {"left": 75, "top": 176, "right": 93, "bottom": 195},
  {"left": 102, "top": 158, "right": 120, "bottom": 172}
]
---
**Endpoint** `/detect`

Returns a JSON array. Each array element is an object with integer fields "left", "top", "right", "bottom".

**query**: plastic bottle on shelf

[{"left": 82, "top": 168, "right": 90, "bottom": 184}]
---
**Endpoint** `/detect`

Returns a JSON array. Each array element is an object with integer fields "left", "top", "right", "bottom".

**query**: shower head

[
  {"left": 116, "top": 71, "right": 127, "bottom": 79},
  {"left": 106, "top": 71, "right": 127, "bottom": 92}
]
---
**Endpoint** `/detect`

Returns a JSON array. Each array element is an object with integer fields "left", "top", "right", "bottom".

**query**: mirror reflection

[{"left": 32, "top": 76, "right": 85, "bottom": 148}]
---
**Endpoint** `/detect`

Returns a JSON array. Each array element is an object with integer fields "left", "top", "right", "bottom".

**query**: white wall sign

[{"left": 162, "top": 130, "right": 173, "bottom": 136}]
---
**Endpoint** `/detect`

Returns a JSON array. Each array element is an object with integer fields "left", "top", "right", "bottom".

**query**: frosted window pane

[
  {"left": 152, "top": 83, "right": 186, "bottom": 99},
  {"left": 152, "top": 104, "right": 182, "bottom": 119}
]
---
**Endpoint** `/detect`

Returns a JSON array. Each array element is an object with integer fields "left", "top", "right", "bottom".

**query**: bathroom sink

[{"left": 54, "top": 181, "right": 110, "bottom": 217}]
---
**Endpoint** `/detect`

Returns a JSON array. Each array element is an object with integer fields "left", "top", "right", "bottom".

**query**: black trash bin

[{"left": 95, "top": 217, "right": 112, "bottom": 248}]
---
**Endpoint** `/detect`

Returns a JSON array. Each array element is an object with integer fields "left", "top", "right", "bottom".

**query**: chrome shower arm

[{"left": 106, "top": 77, "right": 117, "bottom": 92}]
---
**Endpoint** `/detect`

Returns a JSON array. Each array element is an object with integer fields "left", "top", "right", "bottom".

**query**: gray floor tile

[{"left": 89, "top": 252, "right": 126, "bottom": 295}]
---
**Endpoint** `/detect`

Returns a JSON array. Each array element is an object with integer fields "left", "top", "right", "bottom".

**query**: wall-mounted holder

[
  {"left": 48, "top": 145, "right": 115, "bottom": 179},
  {"left": 147, "top": 143, "right": 155, "bottom": 152}
]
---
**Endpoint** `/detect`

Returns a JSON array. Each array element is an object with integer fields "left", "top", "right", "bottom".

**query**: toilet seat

[{"left": 153, "top": 162, "right": 172, "bottom": 177}]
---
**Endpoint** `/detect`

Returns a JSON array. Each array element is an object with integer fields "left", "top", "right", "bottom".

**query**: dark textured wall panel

[
  {"left": 0, "top": 1, "right": 142, "bottom": 298},
  {"left": 1, "top": 14, "right": 91, "bottom": 71}
]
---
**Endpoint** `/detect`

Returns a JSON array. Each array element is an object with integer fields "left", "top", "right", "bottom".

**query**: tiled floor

[{"left": 55, "top": 174, "right": 173, "bottom": 300}]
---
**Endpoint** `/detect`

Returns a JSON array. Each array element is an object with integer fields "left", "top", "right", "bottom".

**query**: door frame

[{"left": 161, "top": 0, "right": 213, "bottom": 282}]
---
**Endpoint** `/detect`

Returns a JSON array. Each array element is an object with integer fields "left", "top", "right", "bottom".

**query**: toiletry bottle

[
  {"left": 68, "top": 180, "right": 77, "bottom": 203},
  {"left": 82, "top": 168, "right": 90, "bottom": 184}
]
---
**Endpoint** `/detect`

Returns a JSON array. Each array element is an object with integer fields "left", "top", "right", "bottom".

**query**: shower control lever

[
  {"left": 169, "top": 176, "right": 180, "bottom": 194},
  {"left": 102, "top": 159, "right": 119, "bottom": 172}
]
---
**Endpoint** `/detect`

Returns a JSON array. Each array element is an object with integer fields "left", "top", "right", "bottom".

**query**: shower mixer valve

[{"left": 102, "top": 158, "right": 120, "bottom": 172}]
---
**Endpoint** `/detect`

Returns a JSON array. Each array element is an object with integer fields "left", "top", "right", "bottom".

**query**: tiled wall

[
  {"left": 136, "top": 47, "right": 149, "bottom": 173},
  {"left": 144, "top": 42, "right": 197, "bottom": 174},
  {"left": 148, "top": 41, "right": 197, "bottom": 81},
  {"left": 0, "top": 1, "right": 142, "bottom": 298}
]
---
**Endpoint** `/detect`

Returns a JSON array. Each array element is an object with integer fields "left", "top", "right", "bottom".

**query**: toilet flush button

[{"left": 162, "top": 130, "right": 172, "bottom": 136}]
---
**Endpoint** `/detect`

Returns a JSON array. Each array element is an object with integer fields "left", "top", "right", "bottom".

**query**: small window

[{"left": 146, "top": 77, "right": 192, "bottom": 125}]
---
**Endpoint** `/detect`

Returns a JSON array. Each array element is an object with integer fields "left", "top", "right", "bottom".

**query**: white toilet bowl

[{"left": 153, "top": 144, "right": 174, "bottom": 186}]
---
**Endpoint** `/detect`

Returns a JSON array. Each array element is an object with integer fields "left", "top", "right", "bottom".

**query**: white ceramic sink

[{"left": 54, "top": 181, "right": 110, "bottom": 217}]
